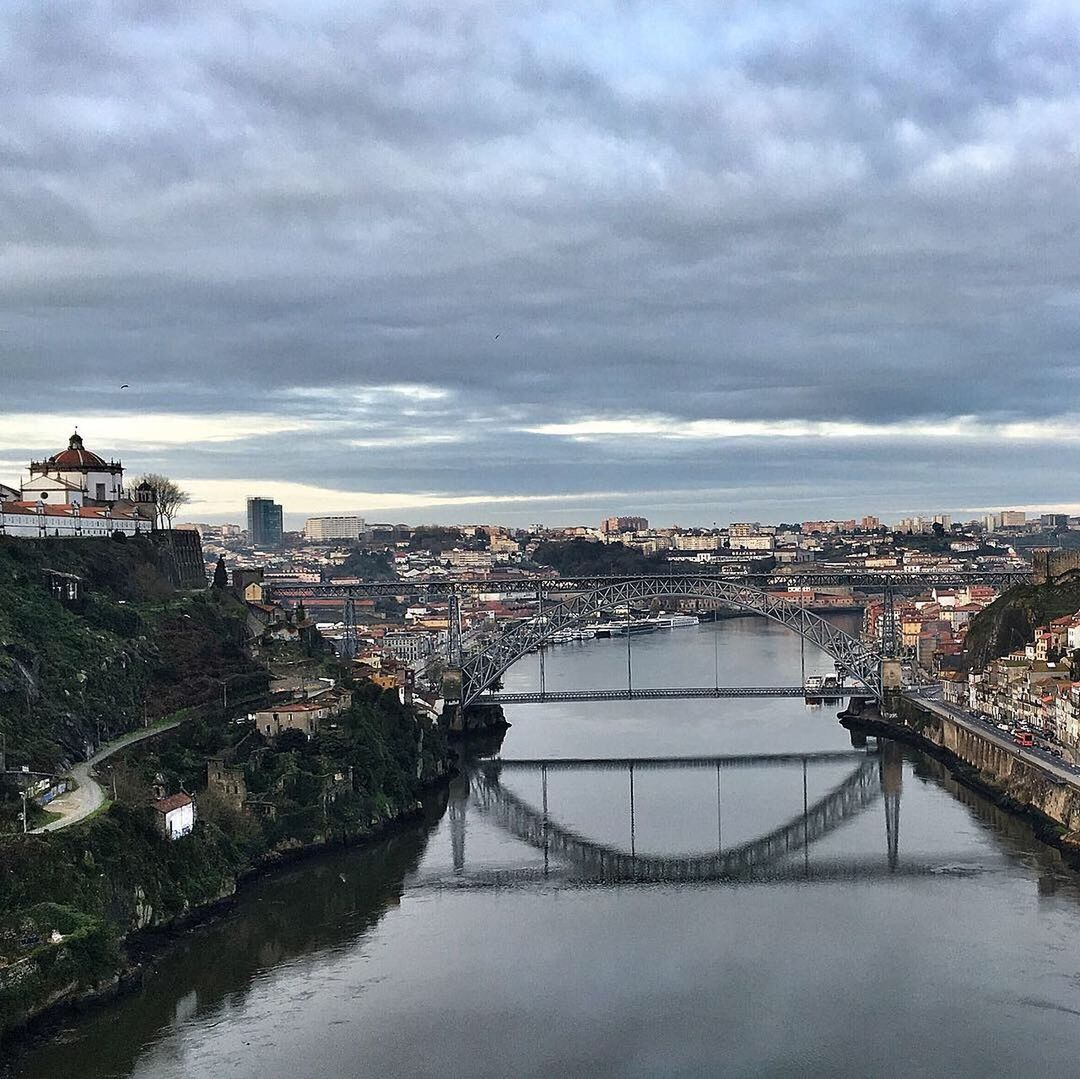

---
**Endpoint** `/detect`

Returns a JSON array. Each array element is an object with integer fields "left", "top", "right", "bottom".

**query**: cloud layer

[{"left": 3, "top": 1, "right": 1079, "bottom": 524}]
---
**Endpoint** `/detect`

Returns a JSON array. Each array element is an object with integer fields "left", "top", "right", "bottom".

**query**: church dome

[{"left": 47, "top": 432, "right": 109, "bottom": 470}]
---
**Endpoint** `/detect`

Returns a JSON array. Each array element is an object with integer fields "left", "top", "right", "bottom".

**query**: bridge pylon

[{"left": 341, "top": 597, "right": 358, "bottom": 661}]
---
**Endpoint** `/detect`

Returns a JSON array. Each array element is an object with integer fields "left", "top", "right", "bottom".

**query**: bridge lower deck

[
  {"left": 481, "top": 686, "right": 859, "bottom": 703},
  {"left": 484, "top": 749, "right": 877, "bottom": 770}
]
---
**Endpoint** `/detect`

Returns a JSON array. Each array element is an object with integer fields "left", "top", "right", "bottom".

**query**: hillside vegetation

[
  {"left": 532, "top": 539, "right": 671, "bottom": 576},
  {"left": 0, "top": 535, "right": 452, "bottom": 1039},
  {"left": 964, "top": 579, "right": 1080, "bottom": 670},
  {"left": 0, "top": 683, "right": 448, "bottom": 1039},
  {"left": 0, "top": 536, "right": 267, "bottom": 774}
]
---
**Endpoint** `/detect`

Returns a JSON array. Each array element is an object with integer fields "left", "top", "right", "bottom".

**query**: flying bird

[
  {"left": 120, "top": 384, "right": 129, "bottom": 389},
  {"left": 494, "top": 334, "right": 500, "bottom": 340}
]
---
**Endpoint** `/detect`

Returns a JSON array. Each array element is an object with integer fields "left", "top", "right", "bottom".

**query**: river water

[{"left": 12, "top": 615, "right": 1080, "bottom": 1078}]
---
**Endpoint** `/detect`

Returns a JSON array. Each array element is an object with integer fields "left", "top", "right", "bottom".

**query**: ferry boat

[
  {"left": 804, "top": 674, "right": 844, "bottom": 699},
  {"left": 648, "top": 613, "right": 700, "bottom": 629},
  {"left": 548, "top": 627, "right": 598, "bottom": 644},
  {"left": 593, "top": 620, "right": 657, "bottom": 637}
]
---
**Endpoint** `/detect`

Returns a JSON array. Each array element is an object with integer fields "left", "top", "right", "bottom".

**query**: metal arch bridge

[
  {"left": 458, "top": 574, "right": 885, "bottom": 707},
  {"left": 467, "top": 751, "right": 890, "bottom": 882},
  {"left": 269, "top": 567, "right": 1032, "bottom": 706}
]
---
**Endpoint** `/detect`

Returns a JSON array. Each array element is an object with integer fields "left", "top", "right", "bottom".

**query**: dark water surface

[{"left": 11, "top": 616, "right": 1080, "bottom": 1078}]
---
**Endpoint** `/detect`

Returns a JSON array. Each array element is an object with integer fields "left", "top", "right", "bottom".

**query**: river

[{"left": 11, "top": 614, "right": 1080, "bottom": 1078}]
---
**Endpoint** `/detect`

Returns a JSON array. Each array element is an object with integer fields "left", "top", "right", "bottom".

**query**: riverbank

[
  {"left": 0, "top": 680, "right": 455, "bottom": 1044},
  {"left": 842, "top": 696, "right": 1080, "bottom": 867},
  {"left": 0, "top": 773, "right": 453, "bottom": 1046}
]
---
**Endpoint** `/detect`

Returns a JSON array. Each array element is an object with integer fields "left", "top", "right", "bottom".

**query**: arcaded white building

[{"left": 1, "top": 431, "right": 156, "bottom": 539}]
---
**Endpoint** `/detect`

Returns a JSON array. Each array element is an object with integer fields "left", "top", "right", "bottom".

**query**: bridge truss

[
  {"left": 458, "top": 575, "right": 886, "bottom": 706},
  {"left": 273, "top": 568, "right": 1030, "bottom": 601},
  {"left": 471, "top": 756, "right": 882, "bottom": 881}
]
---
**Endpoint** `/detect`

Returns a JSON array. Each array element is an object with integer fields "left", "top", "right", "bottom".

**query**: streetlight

[{"left": 219, "top": 672, "right": 248, "bottom": 718}]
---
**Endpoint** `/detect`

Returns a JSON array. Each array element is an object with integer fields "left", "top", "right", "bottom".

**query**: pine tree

[{"left": 212, "top": 555, "right": 228, "bottom": 590}]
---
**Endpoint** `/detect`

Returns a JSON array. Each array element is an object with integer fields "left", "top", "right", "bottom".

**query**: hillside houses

[
  {"left": 942, "top": 609, "right": 1080, "bottom": 757},
  {"left": 249, "top": 685, "right": 352, "bottom": 738},
  {"left": 864, "top": 584, "right": 998, "bottom": 671}
]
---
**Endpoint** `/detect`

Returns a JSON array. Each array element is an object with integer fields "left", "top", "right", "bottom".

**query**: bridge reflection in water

[{"left": 448, "top": 743, "right": 907, "bottom": 882}]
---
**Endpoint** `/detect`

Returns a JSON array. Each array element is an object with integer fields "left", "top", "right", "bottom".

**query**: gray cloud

[{"left": 2, "top": 1, "right": 1080, "bottom": 522}]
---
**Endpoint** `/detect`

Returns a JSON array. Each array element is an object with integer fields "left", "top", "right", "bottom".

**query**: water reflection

[
  {"left": 5, "top": 795, "right": 447, "bottom": 1079},
  {"left": 466, "top": 749, "right": 888, "bottom": 881}
]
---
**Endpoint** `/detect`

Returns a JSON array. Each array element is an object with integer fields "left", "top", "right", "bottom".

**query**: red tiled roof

[
  {"left": 153, "top": 793, "right": 193, "bottom": 814},
  {"left": 1, "top": 501, "right": 140, "bottom": 519},
  {"left": 257, "top": 701, "right": 323, "bottom": 713},
  {"left": 41, "top": 432, "right": 111, "bottom": 470}
]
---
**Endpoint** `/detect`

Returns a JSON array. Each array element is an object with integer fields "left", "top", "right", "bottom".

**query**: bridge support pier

[
  {"left": 442, "top": 666, "right": 463, "bottom": 730},
  {"left": 881, "top": 742, "right": 903, "bottom": 870},
  {"left": 448, "top": 775, "right": 469, "bottom": 873},
  {"left": 881, "top": 658, "right": 903, "bottom": 719}
]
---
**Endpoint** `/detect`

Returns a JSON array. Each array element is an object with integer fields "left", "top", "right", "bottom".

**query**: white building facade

[
  {"left": 303, "top": 515, "right": 366, "bottom": 541},
  {"left": 2, "top": 430, "right": 156, "bottom": 539}
]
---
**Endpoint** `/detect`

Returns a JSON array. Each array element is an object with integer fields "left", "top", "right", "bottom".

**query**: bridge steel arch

[
  {"left": 460, "top": 575, "right": 883, "bottom": 707},
  {"left": 471, "top": 758, "right": 882, "bottom": 881}
]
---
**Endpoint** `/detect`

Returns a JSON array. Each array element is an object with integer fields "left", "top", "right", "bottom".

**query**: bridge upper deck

[{"left": 271, "top": 567, "right": 1031, "bottom": 600}]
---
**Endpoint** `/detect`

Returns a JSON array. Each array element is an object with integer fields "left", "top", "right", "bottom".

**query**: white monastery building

[{"left": 1, "top": 431, "right": 156, "bottom": 539}]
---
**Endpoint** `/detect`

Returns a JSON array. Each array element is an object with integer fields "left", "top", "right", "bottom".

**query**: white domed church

[
  {"left": 1, "top": 430, "right": 156, "bottom": 538},
  {"left": 24, "top": 431, "right": 126, "bottom": 505}
]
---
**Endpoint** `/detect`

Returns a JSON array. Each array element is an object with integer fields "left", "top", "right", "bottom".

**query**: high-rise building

[
  {"left": 247, "top": 497, "right": 283, "bottom": 546},
  {"left": 1000, "top": 510, "right": 1026, "bottom": 527},
  {"left": 303, "top": 515, "right": 366, "bottom": 541}
]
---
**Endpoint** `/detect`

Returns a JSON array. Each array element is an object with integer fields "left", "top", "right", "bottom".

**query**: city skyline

[
  {"left": 6, "top": 416, "right": 1080, "bottom": 527},
  {"left": 5, "top": 3, "right": 1080, "bottom": 523}
]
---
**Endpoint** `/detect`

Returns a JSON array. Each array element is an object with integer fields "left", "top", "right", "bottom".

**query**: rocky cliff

[{"left": 962, "top": 579, "right": 1080, "bottom": 670}]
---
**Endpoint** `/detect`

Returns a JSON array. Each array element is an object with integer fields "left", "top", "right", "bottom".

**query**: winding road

[{"left": 31, "top": 719, "right": 183, "bottom": 833}]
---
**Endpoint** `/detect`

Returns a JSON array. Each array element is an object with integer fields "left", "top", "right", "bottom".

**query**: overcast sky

[{"left": 3, "top": 0, "right": 1080, "bottom": 526}]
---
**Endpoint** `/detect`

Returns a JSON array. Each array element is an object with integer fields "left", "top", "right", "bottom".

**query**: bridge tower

[
  {"left": 341, "top": 597, "right": 358, "bottom": 661},
  {"left": 442, "top": 587, "right": 464, "bottom": 725},
  {"left": 879, "top": 586, "right": 903, "bottom": 714},
  {"left": 447, "top": 587, "right": 462, "bottom": 667}
]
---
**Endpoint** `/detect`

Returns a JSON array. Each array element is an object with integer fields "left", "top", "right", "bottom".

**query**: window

[{"left": 95, "top": 483, "right": 106, "bottom": 500}]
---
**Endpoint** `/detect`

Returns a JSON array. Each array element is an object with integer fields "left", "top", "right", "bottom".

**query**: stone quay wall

[{"left": 847, "top": 696, "right": 1080, "bottom": 845}]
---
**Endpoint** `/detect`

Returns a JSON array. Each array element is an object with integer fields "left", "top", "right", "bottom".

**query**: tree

[
  {"left": 133, "top": 472, "right": 190, "bottom": 529},
  {"left": 212, "top": 555, "right": 228, "bottom": 590}
]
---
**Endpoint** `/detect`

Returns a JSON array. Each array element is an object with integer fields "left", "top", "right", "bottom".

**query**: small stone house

[
  {"left": 250, "top": 700, "right": 328, "bottom": 738},
  {"left": 153, "top": 792, "right": 196, "bottom": 839}
]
